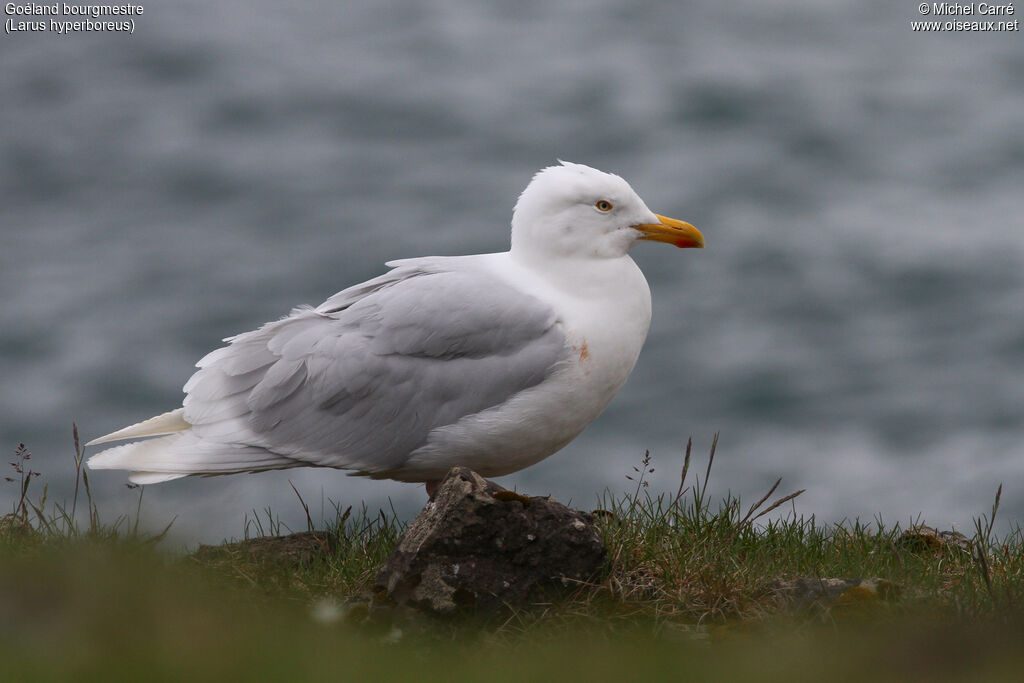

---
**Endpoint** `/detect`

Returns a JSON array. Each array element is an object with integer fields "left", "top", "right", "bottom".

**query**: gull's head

[{"left": 510, "top": 161, "right": 704, "bottom": 262}]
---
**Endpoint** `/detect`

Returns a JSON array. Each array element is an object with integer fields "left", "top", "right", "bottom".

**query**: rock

[
  {"left": 193, "top": 530, "right": 337, "bottom": 568},
  {"left": 830, "top": 579, "right": 902, "bottom": 618},
  {"left": 0, "top": 513, "right": 36, "bottom": 539},
  {"left": 771, "top": 577, "right": 901, "bottom": 615},
  {"left": 898, "top": 525, "right": 971, "bottom": 554},
  {"left": 375, "top": 466, "right": 606, "bottom": 616}
]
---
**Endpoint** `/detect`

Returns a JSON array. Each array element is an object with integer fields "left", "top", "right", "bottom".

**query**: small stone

[
  {"left": 898, "top": 525, "right": 971, "bottom": 554},
  {"left": 831, "top": 579, "right": 901, "bottom": 618},
  {"left": 0, "top": 513, "right": 35, "bottom": 539},
  {"left": 193, "top": 530, "right": 337, "bottom": 568},
  {"left": 771, "top": 577, "right": 902, "bottom": 614},
  {"left": 771, "top": 577, "right": 862, "bottom": 612}
]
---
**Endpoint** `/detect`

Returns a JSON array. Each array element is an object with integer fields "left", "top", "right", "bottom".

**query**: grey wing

[{"left": 182, "top": 262, "right": 568, "bottom": 475}]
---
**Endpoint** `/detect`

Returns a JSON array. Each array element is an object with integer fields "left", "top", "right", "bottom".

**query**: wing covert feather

[{"left": 181, "top": 261, "right": 567, "bottom": 474}]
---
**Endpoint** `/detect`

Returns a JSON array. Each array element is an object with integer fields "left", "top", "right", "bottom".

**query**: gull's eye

[{"left": 595, "top": 200, "right": 613, "bottom": 212}]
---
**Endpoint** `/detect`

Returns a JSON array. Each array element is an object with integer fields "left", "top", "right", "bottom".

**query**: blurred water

[{"left": 2, "top": 1, "right": 1022, "bottom": 544}]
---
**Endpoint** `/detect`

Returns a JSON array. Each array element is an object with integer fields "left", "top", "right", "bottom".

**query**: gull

[{"left": 87, "top": 162, "right": 704, "bottom": 493}]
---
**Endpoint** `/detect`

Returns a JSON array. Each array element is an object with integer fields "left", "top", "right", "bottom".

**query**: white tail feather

[
  {"left": 86, "top": 408, "right": 191, "bottom": 446},
  {"left": 86, "top": 432, "right": 298, "bottom": 483},
  {"left": 129, "top": 471, "right": 189, "bottom": 485}
]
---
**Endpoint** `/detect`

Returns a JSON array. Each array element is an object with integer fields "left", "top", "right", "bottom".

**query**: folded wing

[{"left": 89, "top": 258, "right": 568, "bottom": 481}]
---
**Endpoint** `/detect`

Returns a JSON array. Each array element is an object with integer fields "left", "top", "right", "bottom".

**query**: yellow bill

[{"left": 635, "top": 214, "right": 704, "bottom": 249}]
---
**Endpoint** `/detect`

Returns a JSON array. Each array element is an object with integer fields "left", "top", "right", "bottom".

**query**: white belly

[{"left": 396, "top": 254, "right": 652, "bottom": 481}]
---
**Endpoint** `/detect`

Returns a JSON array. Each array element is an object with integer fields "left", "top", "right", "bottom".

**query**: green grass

[{"left": 4, "top": 428, "right": 1024, "bottom": 681}]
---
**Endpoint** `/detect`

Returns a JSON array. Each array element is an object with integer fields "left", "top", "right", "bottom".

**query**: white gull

[{"left": 87, "top": 162, "right": 704, "bottom": 490}]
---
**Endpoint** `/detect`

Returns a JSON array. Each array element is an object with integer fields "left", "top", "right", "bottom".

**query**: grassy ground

[{"left": 3, "top": 429, "right": 1024, "bottom": 681}]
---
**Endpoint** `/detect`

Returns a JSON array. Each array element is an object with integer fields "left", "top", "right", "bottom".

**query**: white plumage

[{"left": 87, "top": 162, "right": 703, "bottom": 486}]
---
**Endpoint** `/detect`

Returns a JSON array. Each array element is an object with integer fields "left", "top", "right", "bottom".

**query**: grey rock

[
  {"left": 771, "top": 577, "right": 863, "bottom": 611},
  {"left": 375, "top": 466, "right": 606, "bottom": 616},
  {"left": 771, "top": 577, "right": 901, "bottom": 613}
]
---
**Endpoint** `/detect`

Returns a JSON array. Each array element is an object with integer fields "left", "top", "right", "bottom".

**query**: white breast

[{"left": 397, "top": 252, "right": 652, "bottom": 481}]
